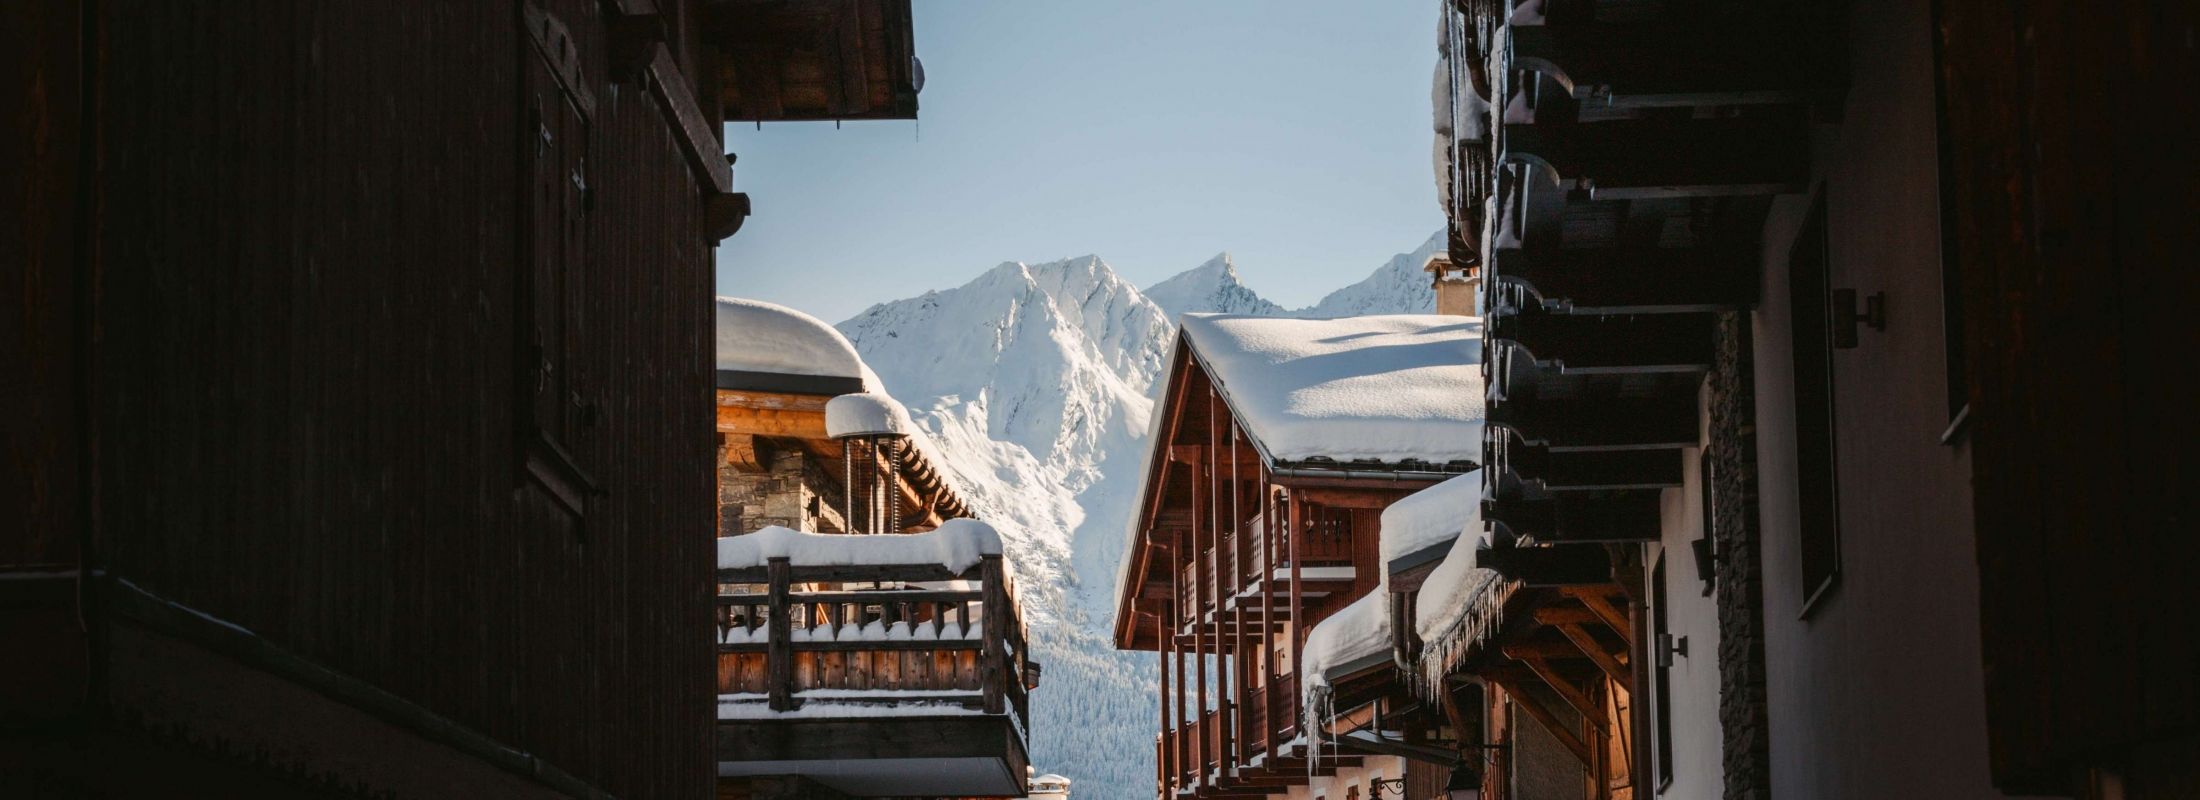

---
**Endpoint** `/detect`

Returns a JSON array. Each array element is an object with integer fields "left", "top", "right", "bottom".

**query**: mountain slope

[
  {"left": 839, "top": 256, "right": 1170, "bottom": 797},
  {"left": 1143, "top": 252, "right": 1287, "bottom": 320},
  {"left": 1299, "top": 230, "right": 1448, "bottom": 318},
  {"left": 834, "top": 234, "right": 1445, "bottom": 799}
]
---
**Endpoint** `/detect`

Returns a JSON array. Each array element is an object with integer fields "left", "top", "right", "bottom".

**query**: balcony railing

[{"left": 714, "top": 553, "right": 1033, "bottom": 737}]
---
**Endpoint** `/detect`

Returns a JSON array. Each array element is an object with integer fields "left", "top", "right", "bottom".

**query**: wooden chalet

[
  {"left": 708, "top": 300, "right": 1035, "bottom": 797},
  {"left": 1112, "top": 314, "right": 1484, "bottom": 800},
  {"left": 713, "top": 297, "right": 970, "bottom": 537},
  {"left": 1427, "top": 0, "right": 2199, "bottom": 798},
  {"left": 4, "top": 1, "right": 926, "bottom": 797}
]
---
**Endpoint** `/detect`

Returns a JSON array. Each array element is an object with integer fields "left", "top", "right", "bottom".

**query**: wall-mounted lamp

[
  {"left": 1444, "top": 764, "right": 1483, "bottom": 800},
  {"left": 1832, "top": 288, "right": 1887, "bottom": 349},
  {"left": 1658, "top": 632, "right": 1690, "bottom": 667}
]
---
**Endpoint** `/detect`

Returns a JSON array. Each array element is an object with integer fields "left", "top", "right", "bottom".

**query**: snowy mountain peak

[
  {"left": 1301, "top": 230, "right": 1448, "bottom": 318},
  {"left": 1144, "top": 251, "right": 1287, "bottom": 320},
  {"left": 829, "top": 232, "right": 1447, "bottom": 799}
]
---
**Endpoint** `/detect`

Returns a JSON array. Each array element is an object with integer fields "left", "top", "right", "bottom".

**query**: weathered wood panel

[
  {"left": 73, "top": 0, "right": 719, "bottom": 795},
  {"left": 1, "top": 0, "right": 83, "bottom": 570},
  {"left": 1940, "top": 0, "right": 2200, "bottom": 792}
]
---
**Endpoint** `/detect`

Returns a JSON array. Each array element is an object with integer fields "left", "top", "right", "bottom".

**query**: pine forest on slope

[{"left": 834, "top": 230, "right": 1446, "bottom": 799}]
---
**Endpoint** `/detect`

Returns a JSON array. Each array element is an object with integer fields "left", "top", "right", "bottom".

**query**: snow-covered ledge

[
  {"left": 717, "top": 519, "right": 1004, "bottom": 574},
  {"left": 1299, "top": 591, "right": 1392, "bottom": 737},
  {"left": 824, "top": 391, "right": 917, "bottom": 439},
  {"left": 1378, "top": 470, "right": 1482, "bottom": 588}
]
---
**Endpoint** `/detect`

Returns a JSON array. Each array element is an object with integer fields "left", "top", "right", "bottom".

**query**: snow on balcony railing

[{"left": 713, "top": 521, "right": 1034, "bottom": 734}]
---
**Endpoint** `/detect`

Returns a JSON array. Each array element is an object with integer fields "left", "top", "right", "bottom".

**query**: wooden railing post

[
  {"left": 981, "top": 554, "right": 1006, "bottom": 715},
  {"left": 766, "top": 557, "right": 794, "bottom": 711}
]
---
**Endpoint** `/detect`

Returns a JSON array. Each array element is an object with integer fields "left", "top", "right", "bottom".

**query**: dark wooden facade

[
  {"left": 1432, "top": 0, "right": 2200, "bottom": 798},
  {"left": 1938, "top": 1, "right": 2200, "bottom": 794},
  {"left": 3, "top": 1, "right": 919, "bottom": 796}
]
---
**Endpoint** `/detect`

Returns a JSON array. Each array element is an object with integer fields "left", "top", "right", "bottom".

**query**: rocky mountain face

[
  {"left": 1299, "top": 230, "right": 1448, "bottom": 318},
  {"left": 834, "top": 232, "right": 1443, "bottom": 799},
  {"left": 1143, "top": 252, "right": 1288, "bottom": 320}
]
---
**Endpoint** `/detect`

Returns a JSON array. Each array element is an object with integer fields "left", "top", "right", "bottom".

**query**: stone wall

[
  {"left": 1709, "top": 311, "right": 1771, "bottom": 800},
  {"left": 717, "top": 441, "right": 847, "bottom": 537}
]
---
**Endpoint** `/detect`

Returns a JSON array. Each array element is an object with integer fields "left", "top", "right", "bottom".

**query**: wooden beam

[
  {"left": 1509, "top": 20, "right": 1806, "bottom": 109},
  {"left": 1492, "top": 245, "right": 1755, "bottom": 314},
  {"left": 1555, "top": 622, "right": 1631, "bottom": 689},
  {"left": 1489, "top": 393, "right": 1700, "bottom": 452},
  {"left": 1503, "top": 114, "right": 1809, "bottom": 199},
  {"left": 1491, "top": 309, "right": 1716, "bottom": 374},
  {"left": 1501, "top": 639, "right": 1590, "bottom": 660},
  {"left": 1563, "top": 588, "right": 1634, "bottom": 646},
  {"left": 716, "top": 403, "right": 828, "bottom": 439},
  {"left": 1478, "top": 544, "right": 1614, "bottom": 587},
  {"left": 1294, "top": 487, "right": 1410, "bottom": 510},
  {"left": 1484, "top": 491, "right": 1662, "bottom": 543},
  {"left": 1494, "top": 446, "right": 1683, "bottom": 492},
  {"left": 1515, "top": 655, "right": 1608, "bottom": 734},
  {"left": 723, "top": 433, "right": 772, "bottom": 473}
]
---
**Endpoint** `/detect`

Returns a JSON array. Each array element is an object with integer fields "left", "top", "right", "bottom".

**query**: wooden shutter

[{"left": 518, "top": 2, "right": 598, "bottom": 520}]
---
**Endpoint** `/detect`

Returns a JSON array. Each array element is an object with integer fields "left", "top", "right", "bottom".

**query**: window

[
  {"left": 1695, "top": 450, "right": 1717, "bottom": 597},
  {"left": 1790, "top": 189, "right": 1842, "bottom": 615},
  {"left": 1929, "top": 0, "right": 1971, "bottom": 441},
  {"left": 1650, "top": 556, "right": 1675, "bottom": 790}
]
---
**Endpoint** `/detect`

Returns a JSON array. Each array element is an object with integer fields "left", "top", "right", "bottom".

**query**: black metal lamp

[{"left": 1443, "top": 764, "right": 1483, "bottom": 800}]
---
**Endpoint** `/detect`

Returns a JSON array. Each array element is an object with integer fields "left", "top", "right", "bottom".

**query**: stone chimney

[{"left": 1424, "top": 254, "right": 1481, "bottom": 316}]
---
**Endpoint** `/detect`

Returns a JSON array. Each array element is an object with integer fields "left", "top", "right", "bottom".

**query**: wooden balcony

[{"left": 714, "top": 552, "right": 1033, "bottom": 798}]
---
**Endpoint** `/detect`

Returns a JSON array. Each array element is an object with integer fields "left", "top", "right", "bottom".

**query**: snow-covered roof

[
  {"left": 1410, "top": 497, "right": 1502, "bottom": 697},
  {"left": 1301, "top": 591, "right": 1391, "bottom": 690},
  {"left": 825, "top": 392, "right": 917, "bottom": 438},
  {"left": 1414, "top": 506, "right": 1493, "bottom": 644},
  {"left": 1178, "top": 314, "right": 1484, "bottom": 465},
  {"left": 1379, "top": 471, "right": 1483, "bottom": 585},
  {"left": 717, "top": 520, "right": 1004, "bottom": 575},
  {"left": 715, "top": 296, "right": 877, "bottom": 385}
]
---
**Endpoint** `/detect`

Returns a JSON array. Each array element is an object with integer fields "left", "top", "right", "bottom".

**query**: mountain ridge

[{"left": 834, "top": 232, "right": 1444, "bottom": 799}]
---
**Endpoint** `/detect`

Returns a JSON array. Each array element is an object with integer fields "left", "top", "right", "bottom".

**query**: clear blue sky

[{"left": 713, "top": 1, "right": 1442, "bottom": 324}]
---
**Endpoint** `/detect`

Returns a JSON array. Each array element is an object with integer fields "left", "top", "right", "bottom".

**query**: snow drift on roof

[
  {"left": 1178, "top": 313, "right": 1484, "bottom": 464},
  {"left": 1409, "top": 498, "right": 1502, "bottom": 699},
  {"left": 717, "top": 519, "right": 1004, "bottom": 574},
  {"left": 715, "top": 296, "right": 875, "bottom": 383},
  {"left": 825, "top": 392, "right": 917, "bottom": 438},
  {"left": 1379, "top": 471, "right": 1483, "bottom": 582},
  {"left": 1301, "top": 590, "right": 1390, "bottom": 690},
  {"left": 1414, "top": 507, "right": 1493, "bottom": 644}
]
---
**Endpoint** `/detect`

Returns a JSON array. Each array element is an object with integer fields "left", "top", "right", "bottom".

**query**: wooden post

[
  {"left": 1209, "top": 391, "right": 1237, "bottom": 775},
  {"left": 1263, "top": 478, "right": 1279, "bottom": 766},
  {"left": 1230, "top": 423, "right": 1251, "bottom": 769},
  {"left": 981, "top": 555, "right": 1006, "bottom": 715},
  {"left": 1189, "top": 444, "right": 1208, "bottom": 783},
  {"left": 1173, "top": 524, "right": 1189, "bottom": 790},
  {"left": 1160, "top": 606, "right": 1175, "bottom": 795},
  {"left": 767, "top": 557, "right": 794, "bottom": 711},
  {"left": 1286, "top": 489, "right": 1304, "bottom": 753}
]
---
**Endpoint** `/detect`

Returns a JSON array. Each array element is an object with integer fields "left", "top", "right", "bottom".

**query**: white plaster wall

[
  {"left": 1651, "top": 437, "right": 1723, "bottom": 799},
  {"left": 1748, "top": 0, "right": 1999, "bottom": 795}
]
